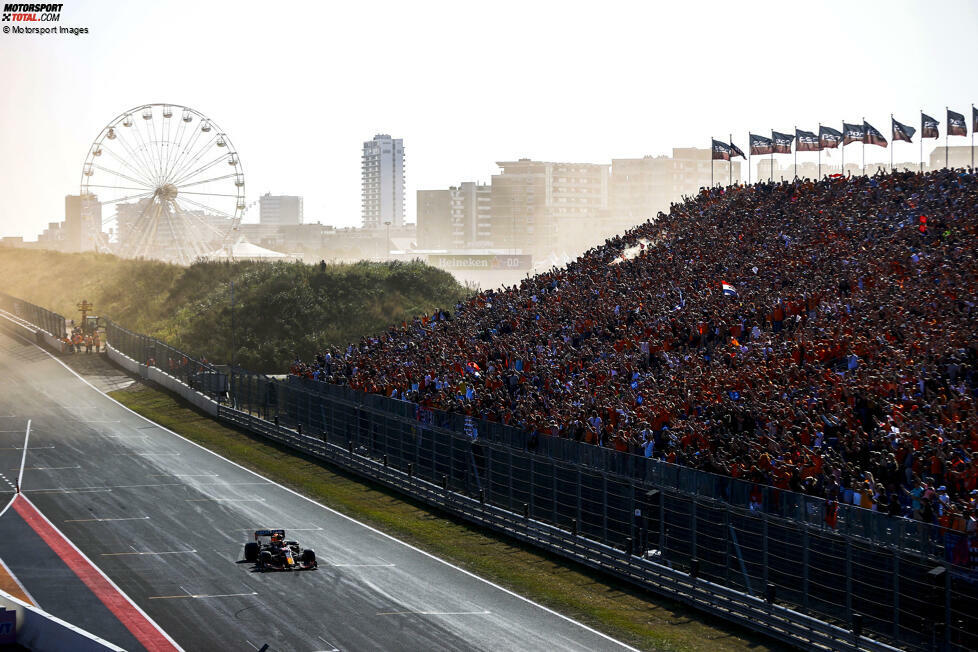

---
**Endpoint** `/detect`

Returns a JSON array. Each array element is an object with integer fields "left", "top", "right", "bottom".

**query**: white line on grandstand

[{"left": 13, "top": 331, "right": 642, "bottom": 652}]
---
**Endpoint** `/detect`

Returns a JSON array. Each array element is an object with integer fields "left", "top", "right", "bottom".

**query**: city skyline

[{"left": 1, "top": 1, "right": 977, "bottom": 240}]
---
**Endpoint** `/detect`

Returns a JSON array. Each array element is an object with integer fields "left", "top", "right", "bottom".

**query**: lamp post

[{"left": 383, "top": 221, "right": 391, "bottom": 260}]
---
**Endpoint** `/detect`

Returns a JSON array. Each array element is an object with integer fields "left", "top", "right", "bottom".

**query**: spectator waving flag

[
  {"left": 772, "top": 131, "right": 794, "bottom": 154},
  {"left": 842, "top": 122, "right": 865, "bottom": 145},
  {"left": 818, "top": 125, "right": 843, "bottom": 149},
  {"left": 864, "top": 121, "right": 888, "bottom": 147},
  {"left": 712, "top": 139, "right": 732, "bottom": 161},
  {"left": 729, "top": 140, "right": 746, "bottom": 159},
  {"left": 749, "top": 133, "right": 773, "bottom": 155},
  {"left": 892, "top": 117, "right": 916, "bottom": 143},
  {"left": 795, "top": 128, "right": 820, "bottom": 152},
  {"left": 921, "top": 112, "right": 940, "bottom": 138},
  {"left": 947, "top": 109, "right": 967, "bottom": 136},
  {"left": 721, "top": 281, "right": 738, "bottom": 297}
]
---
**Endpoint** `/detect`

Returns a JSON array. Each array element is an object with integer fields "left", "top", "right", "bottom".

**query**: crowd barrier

[
  {"left": 3, "top": 294, "right": 969, "bottom": 650},
  {"left": 0, "top": 292, "right": 65, "bottom": 342}
]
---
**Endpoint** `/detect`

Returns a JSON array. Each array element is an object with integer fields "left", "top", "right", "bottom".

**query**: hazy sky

[{"left": 1, "top": 0, "right": 976, "bottom": 238}]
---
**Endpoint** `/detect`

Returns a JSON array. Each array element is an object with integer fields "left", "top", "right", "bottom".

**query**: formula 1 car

[{"left": 243, "top": 529, "right": 318, "bottom": 571}]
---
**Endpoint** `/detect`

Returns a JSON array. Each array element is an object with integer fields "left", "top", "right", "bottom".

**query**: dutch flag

[{"left": 721, "top": 281, "right": 738, "bottom": 297}]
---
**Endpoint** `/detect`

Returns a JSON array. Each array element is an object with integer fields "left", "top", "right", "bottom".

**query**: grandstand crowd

[{"left": 292, "top": 169, "right": 978, "bottom": 536}]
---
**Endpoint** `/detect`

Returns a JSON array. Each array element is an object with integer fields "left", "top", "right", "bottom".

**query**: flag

[
  {"left": 921, "top": 113, "right": 940, "bottom": 139},
  {"left": 892, "top": 117, "right": 916, "bottom": 143},
  {"left": 749, "top": 133, "right": 773, "bottom": 155},
  {"left": 842, "top": 122, "right": 865, "bottom": 145},
  {"left": 795, "top": 128, "right": 819, "bottom": 152},
  {"left": 973, "top": 106, "right": 978, "bottom": 133},
  {"left": 819, "top": 125, "right": 843, "bottom": 149},
  {"left": 721, "top": 281, "right": 738, "bottom": 297},
  {"left": 712, "top": 139, "right": 732, "bottom": 161},
  {"left": 864, "top": 121, "right": 887, "bottom": 147},
  {"left": 947, "top": 109, "right": 967, "bottom": 136},
  {"left": 729, "top": 141, "right": 746, "bottom": 159},
  {"left": 772, "top": 131, "right": 794, "bottom": 154}
]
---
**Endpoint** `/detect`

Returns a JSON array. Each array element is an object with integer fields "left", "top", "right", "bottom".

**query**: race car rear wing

[{"left": 254, "top": 529, "right": 286, "bottom": 540}]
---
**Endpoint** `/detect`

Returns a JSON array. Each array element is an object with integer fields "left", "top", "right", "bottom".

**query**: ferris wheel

[{"left": 80, "top": 103, "right": 245, "bottom": 264}]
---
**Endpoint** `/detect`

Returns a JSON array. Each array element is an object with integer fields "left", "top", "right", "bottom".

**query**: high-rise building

[
  {"left": 259, "top": 193, "right": 304, "bottom": 225},
  {"left": 63, "top": 194, "right": 101, "bottom": 253},
  {"left": 490, "top": 159, "right": 609, "bottom": 255},
  {"left": 417, "top": 189, "right": 451, "bottom": 250},
  {"left": 361, "top": 134, "right": 405, "bottom": 229},
  {"left": 450, "top": 182, "right": 492, "bottom": 249}
]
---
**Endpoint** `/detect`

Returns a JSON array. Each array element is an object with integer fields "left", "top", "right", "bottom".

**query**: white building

[
  {"left": 361, "top": 134, "right": 405, "bottom": 229},
  {"left": 259, "top": 193, "right": 303, "bottom": 225}
]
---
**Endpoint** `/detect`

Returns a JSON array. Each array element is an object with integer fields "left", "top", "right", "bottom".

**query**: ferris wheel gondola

[{"left": 80, "top": 103, "right": 245, "bottom": 265}]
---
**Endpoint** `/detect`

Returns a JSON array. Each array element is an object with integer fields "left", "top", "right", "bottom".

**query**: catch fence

[
  {"left": 101, "top": 326, "right": 978, "bottom": 650},
  {"left": 0, "top": 292, "right": 65, "bottom": 338}
]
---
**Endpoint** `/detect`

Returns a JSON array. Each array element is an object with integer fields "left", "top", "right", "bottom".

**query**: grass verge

[{"left": 110, "top": 382, "right": 783, "bottom": 652}]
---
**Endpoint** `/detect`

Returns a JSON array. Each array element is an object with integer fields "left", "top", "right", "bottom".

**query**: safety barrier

[
  {"left": 4, "top": 297, "right": 966, "bottom": 650},
  {"left": 0, "top": 292, "right": 65, "bottom": 342},
  {"left": 0, "top": 589, "right": 124, "bottom": 651}
]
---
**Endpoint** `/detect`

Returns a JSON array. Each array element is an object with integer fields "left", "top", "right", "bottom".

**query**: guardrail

[
  {"left": 0, "top": 587, "right": 124, "bottom": 651},
  {"left": 0, "top": 292, "right": 65, "bottom": 340},
  {"left": 217, "top": 407, "right": 900, "bottom": 652}
]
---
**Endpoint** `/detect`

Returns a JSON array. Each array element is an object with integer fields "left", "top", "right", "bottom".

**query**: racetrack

[{"left": 0, "top": 329, "right": 638, "bottom": 652}]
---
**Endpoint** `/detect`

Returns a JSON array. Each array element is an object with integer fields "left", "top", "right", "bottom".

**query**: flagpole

[
  {"left": 793, "top": 125, "right": 797, "bottom": 179},
  {"left": 769, "top": 130, "right": 773, "bottom": 182},
  {"left": 945, "top": 106, "right": 949, "bottom": 169},
  {"left": 972, "top": 104, "right": 975, "bottom": 171},
  {"left": 729, "top": 133, "right": 733, "bottom": 186},
  {"left": 748, "top": 141, "right": 751, "bottom": 185},
  {"left": 890, "top": 114, "right": 894, "bottom": 173},
  {"left": 862, "top": 116, "right": 866, "bottom": 176},
  {"left": 710, "top": 136, "right": 714, "bottom": 187},
  {"left": 920, "top": 109, "right": 924, "bottom": 173},
  {"left": 842, "top": 124, "right": 845, "bottom": 177},
  {"left": 818, "top": 123, "right": 821, "bottom": 180}
]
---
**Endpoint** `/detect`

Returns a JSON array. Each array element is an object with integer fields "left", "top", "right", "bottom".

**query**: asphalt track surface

[{"left": 0, "top": 329, "right": 638, "bottom": 652}]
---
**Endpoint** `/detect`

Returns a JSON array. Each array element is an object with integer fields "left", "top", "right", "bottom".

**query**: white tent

[{"left": 204, "top": 240, "right": 296, "bottom": 261}]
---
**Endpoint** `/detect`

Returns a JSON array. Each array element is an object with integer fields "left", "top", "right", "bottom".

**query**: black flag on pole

[
  {"left": 863, "top": 121, "right": 887, "bottom": 147},
  {"left": 842, "top": 122, "right": 865, "bottom": 145},
  {"left": 772, "top": 131, "right": 794, "bottom": 154},
  {"left": 973, "top": 105, "right": 978, "bottom": 132},
  {"left": 921, "top": 113, "right": 940, "bottom": 138},
  {"left": 818, "top": 125, "right": 843, "bottom": 149},
  {"left": 729, "top": 141, "right": 746, "bottom": 159},
  {"left": 947, "top": 109, "right": 967, "bottom": 136},
  {"left": 892, "top": 117, "right": 915, "bottom": 143},
  {"left": 795, "top": 129, "right": 819, "bottom": 152},
  {"left": 749, "top": 133, "right": 773, "bottom": 155},
  {"left": 712, "top": 139, "right": 732, "bottom": 161}
]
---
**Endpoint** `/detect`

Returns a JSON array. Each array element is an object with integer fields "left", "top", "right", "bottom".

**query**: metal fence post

[
  {"left": 724, "top": 508, "right": 731, "bottom": 587},
  {"left": 802, "top": 525, "right": 810, "bottom": 611},
  {"left": 845, "top": 536, "right": 853, "bottom": 622},
  {"left": 576, "top": 467, "right": 583, "bottom": 530},
  {"left": 762, "top": 511, "right": 769, "bottom": 588},
  {"left": 529, "top": 456, "right": 535, "bottom": 519},
  {"left": 658, "top": 487, "right": 666, "bottom": 554},
  {"left": 552, "top": 461, "right": 558, "bottom": 525},
  {"left": 602, "top": 473, "right": 608, "bottom": 543},
  {"left": 508, "top": 448, "right": 514, "bottom": 510},
  {"left": 892, "top": 551, "right": 899, "bottom": 638},
  {"left": 485, "top": 445, "right": 493, "bottom": 504},
  {"left": 690, "top": 498, "right": 698, "bottom": 561}
]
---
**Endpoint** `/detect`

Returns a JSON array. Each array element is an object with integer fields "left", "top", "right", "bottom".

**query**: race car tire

[
  {"left": 259, "top": 550, "right": 272, "bottom": 570},
  {"left": 301, "top": 549, "right": 316, "bottom": 564},
  {"left": 244, "top": 542, "right": 259, "bottom": 562}
]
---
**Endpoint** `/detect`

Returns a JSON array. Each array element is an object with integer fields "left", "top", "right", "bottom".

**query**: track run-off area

[{"left": 0, "top": 329, "right": 639, "bottom": 652}]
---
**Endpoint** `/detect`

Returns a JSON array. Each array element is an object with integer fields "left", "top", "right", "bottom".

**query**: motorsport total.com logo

[{"left": 2, "top": 3, "right": 62, "bottom": 21}]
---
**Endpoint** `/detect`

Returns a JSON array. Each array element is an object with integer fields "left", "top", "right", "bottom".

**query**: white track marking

[
  {"left": 9, "top": 331, "right": 641, "bottom": 652},
  {"left": 66, "top": 516, "right": 152, "bottom": 523},
  {"left": 330, "top": 563, "right": 396, "bottom": 568},
  {"left": 186, "top": 498, "right": 266, "bottom": 503},
  {"left": 16, "top": 466, "right": 82, "bottom": 471},
  {"left": 18, "top": 494, "right": 184, "bottom": 651},
  {"left": 0, "top": 554, "right": 37, "bottom": 605},
  {"left": 317, "top": 635, "right": 340, "bottom": 652},
  {"left": 101, "top": 549, "right": 196, "bottom": 557},
  {"left": 149, "top": 474, "right": 218, "bottom": 478},
  {"left": 376, "top": 610, "right": 491, "bottom": 616},
  {"left": 15, "top": 420, "right": 29, "bottom": 493},
  {"left": 149, "top": 591, "right": 257, "bottom": 600},
  {"left": 0, "top": 445, "right": 54, "bottom": 451}
]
